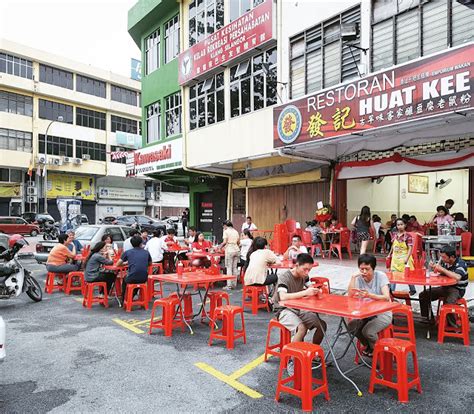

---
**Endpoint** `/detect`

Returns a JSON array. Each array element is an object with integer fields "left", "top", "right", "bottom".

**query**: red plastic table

[
  {"left": 150, "top": 271, "right": 235, "bottom": 334},
  {"left": 281, "top": 294, "right": 399, "bottom": 395},
  {"left": 103, "top": 264, "right": 128, "bottom": 305}
]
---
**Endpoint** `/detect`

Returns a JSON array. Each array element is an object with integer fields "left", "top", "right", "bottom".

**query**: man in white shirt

[
  {"left": 123, "top": 229, "right": 140, "bottom": 252},
  {"left": 283, "top": 235, "right": 308, "bottom": 261},
  {"left": 145, "top": 229, "right": 165, "bottom": 263},
  {"left": 241, "top": 216, "right": 258, "bottom": 233},
  {"left": 184, "top": 226, "right": 197, "bottom": 247}
]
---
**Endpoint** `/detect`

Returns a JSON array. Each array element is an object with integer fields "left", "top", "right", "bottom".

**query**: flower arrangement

[{"left": 315, "top": 204, "right": 333, "bottom": 223}]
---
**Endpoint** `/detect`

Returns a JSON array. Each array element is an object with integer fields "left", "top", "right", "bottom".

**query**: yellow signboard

[
  {"left": 47, "top": 173, "right": 95, "bottom": 200},
  {"left": 0, "top": 184, "right": 21, "bottom": 197}
]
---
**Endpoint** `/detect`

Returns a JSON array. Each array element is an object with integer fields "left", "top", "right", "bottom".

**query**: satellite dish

[{"left": 435, "top": 178, "right": 452, "bottom": 189}]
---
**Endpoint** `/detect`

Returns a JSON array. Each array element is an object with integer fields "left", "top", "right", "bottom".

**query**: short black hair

[
  {"left": 223, "top": 220, "right": 233, "bottom": 227},
  {"left": 131, "top": 235, "right": 143, "bottom": 248},
  {"left": 402, "top": 214, "right": 410, "bottom": 221},
  {"left": 189, "top": 226, "right": 196, "bottom": 232},
  {"left": 167, "top": 228, "right": 176, "bottom": 235},
  {"left": 296, "top": 253, "right": 314, "bottom": 265},
  {"left": 58, "top": 233, "right": 68, "bottom": 244},
  {"left": 152, "top": 229, "right": 161, "bottom": 238},
  {"left": 292, "top": 234, "right": 302, "bottom": 242},
  {"left": 409, "top": 215, "right": 417, "bottom": 221},
  {"left": 445, "top": 199, "right": 454, "bottom": 207},
  {"left": 358, "top": 253, "right": 377, "bottom": 270},
  {"left": 436, "top": 205, "right": 449, "bottom": 215},
  {"left": 396, "top": 217, "right": 407, "bottom": 225},
  {"left": 141, "top": 229, "right": 148, "bottom": 234},
  {"left": 246, "top": 216, "right": 252, "bottom": 220},
  {"left": 129, "top": 229, "right": 139, "bottom": 237},
  {"left": 454, "top": 212, "right": 465, "bottom": 221},
  {"left": 254, "top": 237, "right": 267, "bottom": 250},
  {"left": 441, "top": 245, "right": 456, "bottom": 258}
]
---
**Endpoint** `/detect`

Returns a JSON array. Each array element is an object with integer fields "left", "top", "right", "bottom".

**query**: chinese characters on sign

[
  {"left": 178, "top": 0, "right": 273, "bottom": 85},
  {"left": 274, "top": 44, "right": 473, "bottom": 148}
]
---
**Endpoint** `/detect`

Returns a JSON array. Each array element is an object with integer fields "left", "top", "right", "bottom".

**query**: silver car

[{"left": 34, "top": 225, "right": 132, "bottom": 264}]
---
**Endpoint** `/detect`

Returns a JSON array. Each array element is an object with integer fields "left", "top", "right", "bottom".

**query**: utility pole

[{"left": 43, "top": 116, "right": 63, "bottom": 212}]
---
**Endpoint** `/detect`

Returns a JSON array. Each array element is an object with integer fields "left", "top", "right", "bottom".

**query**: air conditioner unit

[
  {"left": 26, "top": 196, "right": 37, "bottom": 203},
  {"left": 74, "top": 158, "right": 83, "bottom": 165},
  {"left": 63, "top": 156, "right": 72, "bottom": 163},
  {"left": 82, "top": 154, "right": 91, "bottom": 160},
  {"left": 38, "top": 155, "right": 46, "bottom": 164},
  {"left": 27, "top": 182, "right": 36, "bottom": 188},
  {"left": 27, "top": 187, "right": 37, "bottom": 196},
  {"left": 52, "top": 158, "right": 62, "bottom": 166}
]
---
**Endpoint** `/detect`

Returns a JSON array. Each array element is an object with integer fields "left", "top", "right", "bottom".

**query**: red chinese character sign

[
  {"left": 274, "top": 43, "right": 473, "bottom": 148},
  {"left": 178, "top": 0, "right": 273, "bottom": 85}
]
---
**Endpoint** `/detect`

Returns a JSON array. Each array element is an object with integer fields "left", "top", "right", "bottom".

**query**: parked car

[
  {"left": 21, "top": 212, "right": 55, "bottom": 225},
  {"left": 0, "top": 316, "right": 5, "bottom": 362},
  {"left": 114, "top": 215, "right": 169, "bottom": 234},
  {"left": 100, "top": 216, "right": 116, "bottom": 224},
  {"left": 34, "top": 224, "right": 132, "bottom": 264},
  {"left": 0, "top": 217, "right": 40, "bottom": 236},
  {"left": 0, "top": 233, "right": 9, "bottom": 254},
  {"left": 162, "top": 216, "right": 182, "bottom": 236},
  {"left": 80, "top": 214, "right": 89, "bottom": 225}
]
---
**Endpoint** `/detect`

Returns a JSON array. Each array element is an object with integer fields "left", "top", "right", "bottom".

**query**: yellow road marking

[
  {"left": 132, "top": 318, "right": 152, "bottom": 326},
  {"left": 229, "top": 353, "right": 267, "bottom": 380},
  {"left": 112, "top": 318, "right": 145, "bottom": 334},
  {"left": 195, "top": 362, "right": 263, "bottom": 399}
]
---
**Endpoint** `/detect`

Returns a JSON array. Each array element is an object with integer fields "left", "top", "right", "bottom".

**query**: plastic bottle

[
  {"left": 404, "top": 264, "right": 410, "bottom": 277},
  {"left": 425, "top": 265, "right": 430, "bottom": 279},
  {"left": 177, "top": 261, "right": 184, "bottom": 278}
]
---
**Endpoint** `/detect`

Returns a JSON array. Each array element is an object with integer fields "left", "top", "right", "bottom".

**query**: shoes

[
  {"left": 286, "top": 358, "right": 294, "bottom": 377},
  {"left": 222, "top": 286, "right": 234, "bottom": 291},
  {"left": 409, "top": 289, "right": 417, "bottom": 296}
]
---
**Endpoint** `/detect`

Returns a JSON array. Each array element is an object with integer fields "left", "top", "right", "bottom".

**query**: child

[
  {"left": 328, "top": 216, "right": 342, "bottom": 231},
  {"left": 387, "top": 218, "right": 416, "bottom": 296}
]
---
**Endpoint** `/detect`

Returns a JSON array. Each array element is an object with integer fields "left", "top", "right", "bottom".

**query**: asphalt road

[{"left": 0, "top": 259, "right": 472, "bottom": 413}]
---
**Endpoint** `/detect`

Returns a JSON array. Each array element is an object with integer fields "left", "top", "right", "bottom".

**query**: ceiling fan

[{"left": 435, "top": 178, "right": 452, "bottom": 189}]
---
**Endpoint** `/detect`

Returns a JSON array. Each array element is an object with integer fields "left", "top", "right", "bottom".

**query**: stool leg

[
  {"left": 275, "top": 355, "right": 287, "bottom": 402},
  {"left": 462, "top": 312, "right": 470, "bottom": 346},
  {"left": 264, "top": 325, "right": 272, "bottom": 362},
  {"left": 397, "top": 352, "right": 409, "bottom": 403},
  {"left": 252, "top": 290, "right": 258, "bottom": 315},
  {"left": 438, "top": 311, "right": 447, "bottom": 344},
  {"left": 368, "top": 348, "right": 379, "bottom": 394},
  {"left": 227, "top": 313, "right": 234, "bottom": 349},
  {"left": 164, "top": 305, "right": 172, "bottom": 337},
  {"left": 411, "top": 349, "right": 422, "bottom": 394},
  {"left": 301, "top": 357, "right": 313, "bottom": 412},
  {"left": 241, "top": 311, "right": 246, "bottom": 344},
  {"left": 321, "top": 357, "right": 330, "bottom": 401}
]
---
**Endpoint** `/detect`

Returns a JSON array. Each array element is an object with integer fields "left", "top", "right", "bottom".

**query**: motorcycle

[
  {"left": 0, "top": 235, "right": 42, "bottom": 302},
  {"left": 42, "top": 221, "right": 59, "bottom": 241}
]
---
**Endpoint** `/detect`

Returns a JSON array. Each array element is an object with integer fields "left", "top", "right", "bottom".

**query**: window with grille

[
  {"left": 111, "top": 85, "right": 138, "bottom": 106},
  {"left": 76, "top": 140, "right": 106, "bottom": 161},
  {"left": 0, "top": 91, "right": 33, "bottom": 116},
  {"left": 165, "top": 92, "right": 182, "bottom": 137},
  {"left": 371, "top": 0, "right": 474, "bottom": 71},
  {"left": 146, "top": 101, "right": 161, "bottom": 143},
  {"left": 76, "top": 74, "right": 106, "bottom": 98},
  {"left": 0, "top": 128, "right": 32, "bottom": 152},
  {"left": 146, "top": 29, "right": 160, "bottom": 74},
  {"left": 189, "top": 0, "right": 224, "bottom": 46},
  {"left": 230, "top": 0, "right": 264, "bottom": 22},
  {"left": 0, "top": 53, "right": 33, "bottom": 79},
  {"left": 38, "top": 99, "right": 73, "bottom": 124},
  {"left": 289, "top": 5, "right": 361, "bottom": 99},
  {"left": 165, "top": 15, "right": 180, "bottom": 63},
  {"left": 111, "top": 145, "right": 128, "bottom": 164},
  {"left": 38, "top": 134, "right": 72, "bottom": 157},
  {"left": 76, "top": 107, "right": 106, "bottom": 130},
  {"left": 39, "top": 64, "right": 73, "bottom": 89},
  {"left": 111, "top": 115, "right": 138, "bottom": 134},
  {"left": 189, "top": 72, "right": 224, "bottom": 130}
]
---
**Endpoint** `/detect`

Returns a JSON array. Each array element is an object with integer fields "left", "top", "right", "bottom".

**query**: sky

[{"left": 0, "top": 0, "right": 141, "bottom": 78}]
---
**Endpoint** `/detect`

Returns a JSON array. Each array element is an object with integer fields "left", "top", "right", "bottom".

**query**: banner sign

[
  {"left": 116, "top": 131, "right": 142, "bottom": 149},
  {"left": 47, "top": 173, "right": 95, "bottom": 200},
  {"left": 178, "top": 0, "right": 273, "bottom": 85},
  {"left": 57, "top": 198, "right": 82, "bottom": 232},
  {"left": 0, "top": 184, "right": 21, "bottom": 197},
  {"left": 98, "top": 187, "right": 145, "bottom": 201},
  {"left": 274, "top": 43, "right": 474, "bottom": 148},
  {"left": 126, "top": 138, "right": 183, "bottom": 177}
]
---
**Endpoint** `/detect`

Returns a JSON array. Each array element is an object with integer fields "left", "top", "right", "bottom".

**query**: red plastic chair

[
  {"left": 264, "top": 319, "right": 291, "bottom": 362},
  {"left": 329, "top": 228, "right": 352, "bottom": 260},
  {"left": 147, "top": 263, "right": 164, "bottom": 301},
  {"left": 275, "top": 342, "right": 330, "bottom": 412},
  {"left": 45, "top": 272, "right": 67, "bottom": 294},
  {"left": 149, "top": 296, "right": 185, "bottom": 337},
  {"left": 123, "top": 283, "right": 148, "bottom": 312},
  {"left": 285, "top": 219, "right": 297, "bottom": 235},
  {"left": 82, "top": 282, "right": 108, "bottom": 308},
  {"left": 81, "top": 245, "right": 91, "bottom": 257},
  {"left": 64, "top": 271, "right": 85, "bottom": 295},
  {"left": 242, "top": 285, "right": 270, "bottom": 314},
  {"left": 209, "top": 305, "right": 246, "bottom": 349},
  {"left": 201, "top": 291, "right": 230, "bottom": 324},
  {"left": 369, "top": 338, "right": 422, "bottom": 403},
  {"left": 392, "top": 304, "right": 416, "bottom": 344},
  {"left": 438, "top": 304, "right": 470, "bottom": 346},
  {"left": 460, "top": 232, "right": 472, "bottom": 256}
]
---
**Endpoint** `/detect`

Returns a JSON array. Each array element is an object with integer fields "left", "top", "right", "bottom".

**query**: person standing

[
  {"left": 444, "top": 199, "right": 454, "bottom": 214},
  {"left": 116, "top": 236, "right": 152, "bottom": 302},
  {"left": 347, "top": 254, "right": 392, "bottom": 357},
  {"left": 220, "top": 220, "right": 240, "bottom": 290},
  {"left": 241, "top": 216, "right": 258, "bottom": 233},
  {"left": 351, "top": 206, "right": 374, "bottom": 255},
  {"left": 182, "top": 208, "right": 189, "bottom": 236},
  {"left": 419, "top": 246, "right": 468, "bottom": 327},
  {"left": 239, "top": 229, "right": 253, "bottom": 269},
  {"left": 429, "top": 205, "right": 453, "bottom": 233}
]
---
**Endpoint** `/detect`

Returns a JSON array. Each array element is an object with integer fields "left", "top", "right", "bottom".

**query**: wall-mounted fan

[
  {"left": 371, "top": 176, "right": 385, "bottom": 184},
  {"left": 435, "top": 179, "right": 452, "bottom": 189}
]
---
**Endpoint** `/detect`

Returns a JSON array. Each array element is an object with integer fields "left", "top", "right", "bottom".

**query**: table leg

[
  {"left": 427, "top": 285, "right": 432, "bottom": 339},
  {"left": 174, "top": 284, "right": 194, "bottom": 334},
  {"left": 197, "top": 284, "right": 218, "bottom": 328}
]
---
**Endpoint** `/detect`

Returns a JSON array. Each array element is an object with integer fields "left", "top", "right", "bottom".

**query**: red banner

[
  {"left": 274, "top": 43, "right": 474, "bottom": 148},
  {"left": 178, "top": 0, "right": 273, "bottom": 85}
]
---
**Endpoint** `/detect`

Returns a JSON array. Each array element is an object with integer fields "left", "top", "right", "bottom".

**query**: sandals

[{"left": 362, "top": 348, "right": 373, "bottom": 357}]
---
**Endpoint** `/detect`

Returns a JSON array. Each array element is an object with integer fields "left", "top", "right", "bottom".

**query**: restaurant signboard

[
  {"left": 178, "top": 0, "right": 273, "bottom": 85},
  {"left": 273, "top": 43, "right": 474, "bottom": 148}
]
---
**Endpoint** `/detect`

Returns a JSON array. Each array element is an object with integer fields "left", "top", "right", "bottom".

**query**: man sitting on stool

[{"left": 419, "top": 245, "right": 468, "bottom": 328}]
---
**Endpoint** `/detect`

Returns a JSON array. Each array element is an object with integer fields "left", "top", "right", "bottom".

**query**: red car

[{"left": 0, "top": 216, "right": 40, "bottom": 236}]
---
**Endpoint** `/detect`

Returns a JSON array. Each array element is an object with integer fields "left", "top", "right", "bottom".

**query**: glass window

[
  {"left": 146, "top": 101, "right": 161, "bottom": 143},
  {"left": 229, "top": 46, "right": 277, "bottom": 118},
  {"left": 0, "top": 53, "right": 33, "bottom": 79},
  {"left": 76, "top": 74, "right": 106, "bottom": 98},
  {"left": 451, "top": 0, "right": 474, "bottom": 46},
  {"left": 38, "top": 134, "right": 73, "bottom": 157},
  {"left": 189, "top": 72, "right": 224, "bottom": 130},
  {"left": 111, "top": 85, "right": 138, "bottom": 106},
  {"left": 110, "top": 145, "right": 128, "bottom": 164},
  {"left": 39, "top": 64, "right": 73, "bottom": 89},
  {"left": 231, "top": 0, "right": 262, "bottom": 22},
  {"left": 288, "top": 5, "right": 360, "bottom": 99},
  {"left": 165, "top": 92, "right": 182, "bottom": 137},
  {"left": 38, "top": 99, "right": 73, "bottom": 124},
  {"left": 0, "top": 91, "right": 33, "bottom": 116},
  {"left": 188, "top": 0, "right": 223, "bottom": 46},
  {"left": 165, "top": 15, "right": 180, "bottom": 63},
  {"left": 111, "top": 115, "right": 138, "bottom": 134},
  {"left": 76, "top": 107, "right": 106, "bottom": 130},
  {"left": 396, "top": 8, "right": 419, "bottom": 64},
  {"left": 0, "top": 128, "right": 32, "bottom": 153},
  {"left": 146, "top": 29, "right": 160, "bottom": 74},
  {"left": 76, "top": 140, "right": 106, "bottom": 161}
]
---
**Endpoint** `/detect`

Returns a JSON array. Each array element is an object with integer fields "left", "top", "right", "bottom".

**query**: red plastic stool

[
  {"left": 209, "top": 305, "right": 246, "bottom": 349},
  {"left": 45, "top": 272, "right": 67, "bottom": 294},
  {"left": 242, "top": 285, "right": 270, "bottom": 315},
  {"left": 310, "top": 244, "right": 324, "bottom": 258},
  {"left": 201, "top": 291, "right": 230, "bottom": 324},
  {"left": 437, "top": 304, "right": 470, "bottom": 346},
  {"left": 64, "top": 271, "right": 84, "bottom": 295},
  {"left": 264, "top": 319, "right": 291, "bottom": 362},
  {"left": 392, "top": 291, "right": 412, "bottom": 306},
  {"left": 436, "top": 297, "right": 468, "bottom": 319},
  {"left": 149, "top": 296, "right": 185, "bottom": 337},
  {"left": 309, "top": 276, "right": 331, "bottom": 293},
  {"left": 147, "top": 264, "right": 164, "bottom": 301},
  {"left": 123, "top": 283, "right": 148, "bottom": 312},
  {"left": 275, "top": 342, "right": 330, "bottom": 412},
  {"left": 369, "top": 338, "right": 422, "bottom": 403},
  {"left": 392, "top": 304, "right": 416, "bottom": 344},
  {"left": 170, "top": 292, "right": 194, "bottom": 321},
  {"left": 354, "top": 325, "right": 393, "bottom": 365},
  {"left": 82, "top": 282, "right": 108, "bottom": 309}
]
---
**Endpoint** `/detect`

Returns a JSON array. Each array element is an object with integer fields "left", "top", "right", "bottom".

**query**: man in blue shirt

[{"left": 116, "top": 235, "right": 151, "bottom": 302}]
